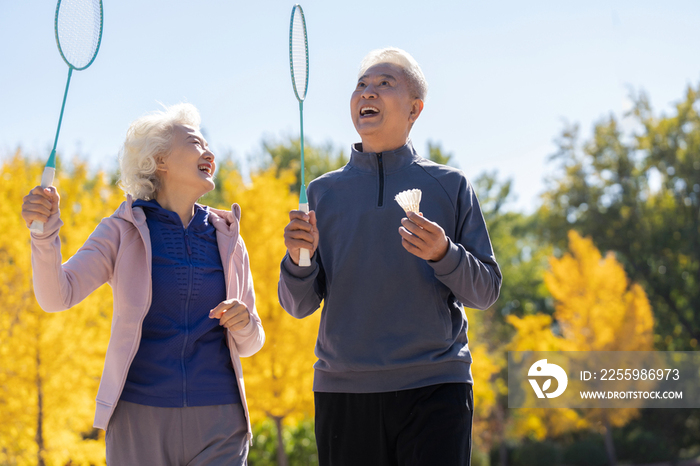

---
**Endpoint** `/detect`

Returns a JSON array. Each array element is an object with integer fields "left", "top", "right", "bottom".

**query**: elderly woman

[{"left": 21, "top": 103, "right": 264, "bottom": 465}]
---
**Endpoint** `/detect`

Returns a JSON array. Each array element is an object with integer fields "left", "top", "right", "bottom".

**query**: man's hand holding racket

[
  {"left": 22, "top": 187, "right": 61, "bottom": 229},
  {"left": 284, "top": 210, "right": 319, "bottom": 265}
]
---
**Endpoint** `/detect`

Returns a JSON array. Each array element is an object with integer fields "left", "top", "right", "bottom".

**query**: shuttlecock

[{"left": 395, "top": 189, "right": 422, "bottom": 214}]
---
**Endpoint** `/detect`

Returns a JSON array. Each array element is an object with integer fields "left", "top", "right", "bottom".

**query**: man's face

[{"left": 350, "top": 62, "right": 422, "bottom": 153}]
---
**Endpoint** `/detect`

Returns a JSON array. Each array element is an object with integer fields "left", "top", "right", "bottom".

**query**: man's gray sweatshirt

[{"left": 278, "top": 141, "right": 502, "bottom": 393}]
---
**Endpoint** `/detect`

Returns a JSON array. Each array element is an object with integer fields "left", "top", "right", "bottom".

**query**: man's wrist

[
  {"left": 282, "top": 252, "right": 317, "bottom": 278},
  {"left": 430, "top": 238, "right": 450, "bottom": 262}
]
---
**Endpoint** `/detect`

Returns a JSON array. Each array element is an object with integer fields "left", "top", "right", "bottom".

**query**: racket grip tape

[
  {"left": 29, "top": 167, "right": 56, "bottom": 234},
  {"left": 298, "top": 202, "right": 311, "bottom": 267}
]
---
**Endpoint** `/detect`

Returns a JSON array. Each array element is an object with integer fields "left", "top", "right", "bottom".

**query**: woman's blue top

[{"left": 120, "top": 199, "right": 241, "bottom": 407}]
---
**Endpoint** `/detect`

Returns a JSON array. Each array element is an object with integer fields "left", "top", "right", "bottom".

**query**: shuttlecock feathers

[{"left": 395, "top": 189, "right": 422, "bottom": 213}]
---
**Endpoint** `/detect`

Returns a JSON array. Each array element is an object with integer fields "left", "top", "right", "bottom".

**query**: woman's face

[{"left": 157, "top": 124, "right": 216, "bottom": 197}]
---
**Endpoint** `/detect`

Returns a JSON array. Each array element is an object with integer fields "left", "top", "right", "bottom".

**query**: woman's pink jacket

[{"left": 30, "top": 195, "right": 265, "bottom": 443}]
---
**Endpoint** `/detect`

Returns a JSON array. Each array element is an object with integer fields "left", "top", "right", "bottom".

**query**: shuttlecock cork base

[{"left": 395, "top": 189, "right": 422, "bottom": 214}]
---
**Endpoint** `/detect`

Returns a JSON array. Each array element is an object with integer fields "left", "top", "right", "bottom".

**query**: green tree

[
  {"left": 467, "top": 171, "right": 552, "bottom": 463},
  {"left": 255, "top": 137, "right": 347, "bottom": 194},
  {"left": 473, "top": 172, "right": 552, "bottom": 337},
  {"left": 537, "top": 84, "right": 700, "bottom": 351},
  {"left": 427, "top": 140, "right": 455, "bottom": 166},
  {"left": 535, "top": 84, "right": 700, "bottom": 459}
]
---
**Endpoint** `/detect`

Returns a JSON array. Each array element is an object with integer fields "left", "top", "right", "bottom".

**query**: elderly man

[{"left": 279, "top": 47, "right": 501, "bottom": 466}]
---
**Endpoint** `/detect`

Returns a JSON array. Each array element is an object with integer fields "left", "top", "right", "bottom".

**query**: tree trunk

[
  {"left": 35, "top": 340, "right": 46, "bottom": 466},
  {"left": 499, "top": 441, "right": 508, "bottom": 466},
  {"left": 494, "top": 403, "right": 507, "bottom": 466},
  {"left": 274, "top": 416, "right": 289, "bottom": 466},
  {"left": 603, "top": 418, "right": 617, "bottom": 466}
]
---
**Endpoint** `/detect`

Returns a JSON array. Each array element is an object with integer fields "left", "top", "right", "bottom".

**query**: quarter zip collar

[{"left": 348, "top": 140, "right": 420, "bottom": 174}]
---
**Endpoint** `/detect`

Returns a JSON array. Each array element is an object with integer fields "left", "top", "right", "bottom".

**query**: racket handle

[
  {"left": 298, "top": 202, "right": 311, "bottom": 267},
  {"left": 29, "top": 167, "right": 56, "bottom": 234}
]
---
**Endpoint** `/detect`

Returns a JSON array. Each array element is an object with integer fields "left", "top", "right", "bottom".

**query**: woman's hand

[
  {"left": 209, "top": 299, "right": 251, "bottom": 332},
  {"left": 21, "top": 186, "right": 60, "bottom": 228}
]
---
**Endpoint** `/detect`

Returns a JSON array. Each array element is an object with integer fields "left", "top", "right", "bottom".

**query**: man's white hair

[
  {"left": 358, "top": 47, "right": 428, "bottom": 101},
  {"left": 118, "top": 103, "right": 201, "bottom": 200}
]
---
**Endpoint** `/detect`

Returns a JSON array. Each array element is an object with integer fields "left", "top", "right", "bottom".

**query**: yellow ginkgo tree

[
  {"left": 1, "top": 152, "right": 323, "bottom": 465},
  {"left": 507, "top": 230, "right": 654, "bottom": 464},
  {"left": 0, "top": 151, "right": 121, "bottom": 466},
  {"left": 211, "top": 167, "right": 321, "bottom": 466}
]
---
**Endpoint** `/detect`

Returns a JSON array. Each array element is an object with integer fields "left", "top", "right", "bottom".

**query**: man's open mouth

[{"left": 360, "top": 106, "right": 379, "bottom": 116}]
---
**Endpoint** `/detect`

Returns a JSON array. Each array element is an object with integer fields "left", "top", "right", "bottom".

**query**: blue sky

[{"left": 1, "top": 0, "right": 699, "bottom": 212}]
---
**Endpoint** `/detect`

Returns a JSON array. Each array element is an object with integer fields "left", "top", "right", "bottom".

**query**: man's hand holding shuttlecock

[
  {"left": 284, "top": 210, "right": 320, "bottom": 265},
  {"left": 399, "top": 211, "right": 449, "bottom": 262},
  {"left": 395, "top": 189, "right": 449, "bottom": 262}
]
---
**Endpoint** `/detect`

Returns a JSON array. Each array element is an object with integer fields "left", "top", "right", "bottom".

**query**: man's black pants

[{"left": 315, "top": 383, "right": 473, "bottom": 466}]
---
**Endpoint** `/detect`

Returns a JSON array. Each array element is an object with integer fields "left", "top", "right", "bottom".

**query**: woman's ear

[{"left": 155, "top": 155, "right": 168, "bottom": 173}]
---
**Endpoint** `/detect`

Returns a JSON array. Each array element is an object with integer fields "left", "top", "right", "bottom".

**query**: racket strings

[
  {"left": 57, "top": 0, "right": 101, "bottom": 69},
  {"left": 290, "top": 9, "right": 308, "bottom": 99}
]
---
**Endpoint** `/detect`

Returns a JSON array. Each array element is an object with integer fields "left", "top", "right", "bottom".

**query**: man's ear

[{"left": 408, "top": 99, "right": 424, "bottom": 125}]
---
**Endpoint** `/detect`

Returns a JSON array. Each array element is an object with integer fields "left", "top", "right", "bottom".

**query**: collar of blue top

[{"left": 133, "top": 198, "right": 211, "bottom": 230}]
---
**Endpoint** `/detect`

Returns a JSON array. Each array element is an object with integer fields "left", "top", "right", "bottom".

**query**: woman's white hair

[
  {"left": 118, "top": 103, "right": 201, "bottom": 200},
  {"left": 358, "top": 47, "right": 428, "bottom": 101}
]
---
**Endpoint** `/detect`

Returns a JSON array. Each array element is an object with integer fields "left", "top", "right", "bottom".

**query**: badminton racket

[
  {"left": 30, "top": 0, "right": 103, "bottom": 233},
  {"left": 289, "top": 4, "right": 311, "bottom": 266}
]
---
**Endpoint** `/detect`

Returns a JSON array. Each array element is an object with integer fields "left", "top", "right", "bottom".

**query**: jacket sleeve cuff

[
  {"left": 232, "top": 314, "right": 257, "bottom": 336},
  {"left": 428, "top": 239, "right": 462, "bottom": 276},
  {"left": 30, "top": 211, "right": 63, "bottom": 241},
  {"left": 281, "top": 252, "right": 318, "bottom": 279}
]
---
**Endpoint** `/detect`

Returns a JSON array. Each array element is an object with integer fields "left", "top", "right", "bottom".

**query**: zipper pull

[
  {"left": 184, "top": 230, "right": 192, "bottom": 255},
  {"left": 377, "top": 152, "right": 384, "bottom": 207}
]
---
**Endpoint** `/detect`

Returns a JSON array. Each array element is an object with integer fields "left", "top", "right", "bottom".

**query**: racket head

[
  {"left": 289, "top": 4, "right": 309, "bottom": 102},
  {"left": 54, "top": 0, "right": 103, "bottom": 71}
]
